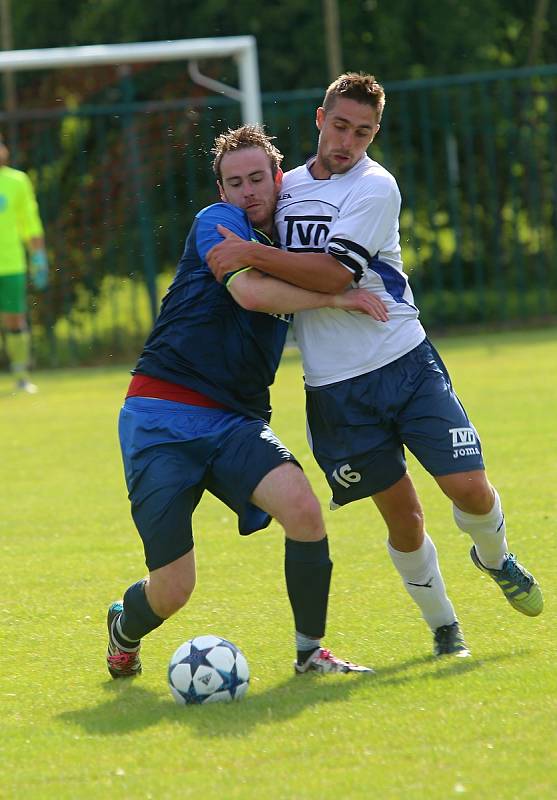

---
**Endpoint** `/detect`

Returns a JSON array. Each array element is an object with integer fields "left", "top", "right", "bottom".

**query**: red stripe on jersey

[{"left": 126, "top": 374, "right": 229, "bottom": 409}]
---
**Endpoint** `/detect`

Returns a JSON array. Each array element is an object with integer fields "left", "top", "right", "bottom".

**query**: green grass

[
  {"left": 1, "top": 328, "right": 556, "bottom": 799},
  {"left": 32, "top": 271, "right": 175, "bottom": 368}
]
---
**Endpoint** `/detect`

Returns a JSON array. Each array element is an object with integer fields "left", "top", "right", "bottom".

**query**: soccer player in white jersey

[{"left": 207, "top": 73, "right": 543, "bottom": 657}]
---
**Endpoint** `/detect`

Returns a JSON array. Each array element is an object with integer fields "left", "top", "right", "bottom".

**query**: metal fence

[{"left": 3, "top": 63, "right": 557, "bottom": 366}]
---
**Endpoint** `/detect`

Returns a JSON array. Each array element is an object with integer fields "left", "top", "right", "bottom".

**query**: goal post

[
  {"left": 0, "top": 36, "right": 263, "bottom": 123},
  {"left": 0, "top": 36, "right": 264, "bottom": 350}
]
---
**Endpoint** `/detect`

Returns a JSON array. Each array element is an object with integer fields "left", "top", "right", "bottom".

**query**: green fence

[{"left": 2, "top": 63, "right": 557, "bottom": 366}]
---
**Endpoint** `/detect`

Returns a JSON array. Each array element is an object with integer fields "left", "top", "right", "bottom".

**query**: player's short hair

[
  {"left": 212, "top": 124, "right": 283, "bottom": 182},
  {"left": 323, "top": 72, "right": 385, "bottom": 121}
]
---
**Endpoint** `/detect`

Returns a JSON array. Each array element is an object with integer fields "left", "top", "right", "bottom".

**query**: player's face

[
  {"left": 313, "top": 97, "right": 380, "bottom": 178},
  {"left": 0, "top": 141, "right": 9, "bottom": 166},
  {"left": 218, "top": 148, "right": 280, "bottom": 232}
]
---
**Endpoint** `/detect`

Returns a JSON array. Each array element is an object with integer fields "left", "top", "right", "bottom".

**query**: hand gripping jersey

[
  {"left": 0, "top": 166, "right": 44, "bottom": 276},
  {"left": 275, "top": 155, "right": 426, "bottom": 387},
  {"left": 133, "top": 203, "right": 290, "bottom": 421}
]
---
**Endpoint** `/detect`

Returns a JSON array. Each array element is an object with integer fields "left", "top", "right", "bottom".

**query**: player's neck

[
  {"left": 309, "top": 157, "right": 332, "bottom": 180},
  {"left": 256, "top": 221, "right": 273, "bottom": 238},
  {"left": 253, "top": 223, "right": 273, "bottom": 242}
]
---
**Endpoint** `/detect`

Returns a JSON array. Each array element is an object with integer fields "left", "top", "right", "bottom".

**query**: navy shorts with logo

[
  {"left": 306, "top": 338, "right": 484, "bottom": 507},
  {"left": 119, "top": 397, "right": 299, "bottom": 570}
]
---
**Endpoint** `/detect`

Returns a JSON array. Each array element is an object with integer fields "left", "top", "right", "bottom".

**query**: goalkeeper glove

[{"left": 30, "top": 250, "right": 49, "bottom": 290}]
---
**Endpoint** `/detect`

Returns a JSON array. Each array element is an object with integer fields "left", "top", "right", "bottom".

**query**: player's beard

[{"left": 246, "top": 202, "right": 274, "bottom": 234}]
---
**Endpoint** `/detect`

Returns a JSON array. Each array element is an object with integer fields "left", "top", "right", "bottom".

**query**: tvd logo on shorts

[{"left": 449, "top": 427, "right": 480, "bottom": 459}]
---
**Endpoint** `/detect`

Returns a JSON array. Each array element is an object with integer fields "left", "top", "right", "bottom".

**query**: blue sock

[
  {"left": 285, "top": 537, "right": 332, "bottom": 659},
  {"left": 116, "top": 580, "right": 164, "bottom": 644}
]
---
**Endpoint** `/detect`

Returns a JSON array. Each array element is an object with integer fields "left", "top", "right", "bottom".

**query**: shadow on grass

[
  {"left": 58, "top": 670, "right": 369, "bottom": 738},
  {"left": 371, "top": 648, "right": 526, "bottom": 690},
  {"left": 58, "top": 648, "right": 527, "bottom": 739}
]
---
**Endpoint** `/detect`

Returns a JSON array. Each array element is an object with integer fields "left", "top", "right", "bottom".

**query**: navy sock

[
  {"left": 117, "top": 580, "right": 164, "bottom": 643},
  {"left": 285, "top": 537, "right": 332, "bottom": 643}
]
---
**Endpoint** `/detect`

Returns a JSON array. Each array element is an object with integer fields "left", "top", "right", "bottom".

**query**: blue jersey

[{"left": 133, "top": 203, "right": 290, "bottom": 422}]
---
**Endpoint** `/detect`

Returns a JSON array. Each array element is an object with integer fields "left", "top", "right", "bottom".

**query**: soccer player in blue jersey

[
  {"left": 207, "top": 75, "right": 543, "bottom": 658},
  {"left": 107, "top": 125, "right": 388, "bottom": 678}
]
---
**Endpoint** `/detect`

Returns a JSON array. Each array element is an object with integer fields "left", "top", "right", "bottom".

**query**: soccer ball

[{"left": 168, "top": 635, "right": 249, "bottom": 705}]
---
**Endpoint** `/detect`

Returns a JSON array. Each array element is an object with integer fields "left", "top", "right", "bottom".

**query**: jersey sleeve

[
  {"left": 18, "top": 173, "right": 44, "bottom": 241},
  {"left": 195, "top": 203, "right": 252, "bottom": 262},
  {"left": 325, "top": 175, "right": 401, "bottom": 282}
]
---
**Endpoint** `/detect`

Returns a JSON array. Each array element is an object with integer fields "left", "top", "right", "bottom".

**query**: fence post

[{"left": 119, "top": 66, "right": 158, "bottom": 324}]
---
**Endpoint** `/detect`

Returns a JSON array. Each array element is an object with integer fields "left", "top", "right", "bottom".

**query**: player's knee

[
  {"left": 281, "top": 489, "right": 325, "bottom": 538},
  {"left": 408, "top": 507, "right": 425, "bottom": 532},
  {"left": 386, "top": 507, "right": 424, "bottom": 542},
  {"left": 450, "top": 480, "right": 493, "bottom": 515},
  {"left": 149, "top": 577, "right": 196, "bottom": 618}
]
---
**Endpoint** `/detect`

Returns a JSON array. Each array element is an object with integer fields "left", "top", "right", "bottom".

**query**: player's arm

[
  {"left": 20, "top": 176, "right": 49, "bottom": 289},
  {"left": 226, "top": 268, "right": 388, "bottom": 320},
  {"left": 28, "top": 238, "right": 49, "bottom": 289},
  {"left": 208, "top": 178, "right": 400, "bottom": 294},
  {"left": 208, "top": 233, "right": 350, "bottom": 293}
]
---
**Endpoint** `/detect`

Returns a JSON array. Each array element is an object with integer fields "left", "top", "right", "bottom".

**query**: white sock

[
  {"left": 387, "top": 534, "right": 457, "bottom": 632},
  {"left": 296, "top": 632, "right": 320, "bottom": 653},
  {"left": 453, "top": 489, "right": 507, "bottom": 569}
]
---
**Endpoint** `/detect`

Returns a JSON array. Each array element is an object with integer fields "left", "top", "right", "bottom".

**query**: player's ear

[
  {"left": 316, "top": 106, "right": 325, "bottom": 131},
  {"left": 274, "top": 167, "right": 283, "bottom": 188},
  {"left": 216, "top": 180, "right": 226, "bottom": 202}
]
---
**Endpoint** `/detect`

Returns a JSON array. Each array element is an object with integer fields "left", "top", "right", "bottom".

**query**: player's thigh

[
  {"left": 0, "top": 273, "right": 27, "bottom": 316},
  {"left": 398, "top": 341, "right": 485, "bottom": 477},
  {"left": 372, "top": 474, "right": 425, "bottom": 550},
  {"left": 208, "top": 418, "right": 301, "bottom": 536},
  {"left": 306, "top": 379, "right": 407, "bottom": 508},
  {"left": 118, "top": 397, "right": 221, "bottom": 571}
]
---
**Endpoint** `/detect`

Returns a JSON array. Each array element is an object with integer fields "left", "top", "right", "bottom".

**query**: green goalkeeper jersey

[{"left": 0, "top": 165, "right": 44, "bottom": 276}]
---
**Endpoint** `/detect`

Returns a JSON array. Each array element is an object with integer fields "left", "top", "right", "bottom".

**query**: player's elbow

[
  {"left": 229, "top": 284, "right": 263, "bottom": 312},
  {"left": 322, "top": 271, "right": 353, "bottom": 294}
]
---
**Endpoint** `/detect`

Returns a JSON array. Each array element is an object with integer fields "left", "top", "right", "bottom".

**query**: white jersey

[{"left": 276, "top": 155, "right": 426, "bottom": 387}]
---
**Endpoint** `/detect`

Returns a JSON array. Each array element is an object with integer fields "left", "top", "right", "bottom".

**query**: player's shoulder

[
  {"left": 283, "top": 163, "right": 307, "bottom": 181},
  {"left": 354, "top": 157, "right": 400, "bottom": 199},
  {"left": 281, "top": 163, "right": 308, "bottom": 190},
  {"left": 359, "top": 156, "right": 398, "bottom": 185},
  {"left": 195, "top": 202, "right": 252, "bottom": 239},
  {"left": 196, "top": 202, "right": 247, "bottom": 225},
  {"left": 0, "top": 165, "right": 29, "bottom": 186}
]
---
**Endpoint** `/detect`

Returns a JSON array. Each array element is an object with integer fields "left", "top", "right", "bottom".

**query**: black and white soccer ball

[{"left": 168, "top": 635, "right": 249, "bottom": 705}]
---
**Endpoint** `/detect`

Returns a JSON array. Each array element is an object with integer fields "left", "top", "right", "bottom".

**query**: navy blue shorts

[
  {"left": 119, "top": 397, "right": 299, "bottom": 570},
  {"left": 306, "top": 338, "right": 484, "bottom": 507}
]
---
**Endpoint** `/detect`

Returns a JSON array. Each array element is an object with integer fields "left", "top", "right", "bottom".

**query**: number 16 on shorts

[{"left": 332, "top": 463, "right": 362, "bottom": 488}]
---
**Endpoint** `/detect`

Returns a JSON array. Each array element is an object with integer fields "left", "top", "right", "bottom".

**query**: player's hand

[
  {"left": 216, "top": 224, "right": 242, "bottom": 241},
  {"left": 206, "top": 227, "right": 253, "bottom": 283},
  {"left": 30, "top": 250, "right": 49, "bottom": 291},
  {"left": 333, "top": 288, "right": 389, "bottom": 321}
]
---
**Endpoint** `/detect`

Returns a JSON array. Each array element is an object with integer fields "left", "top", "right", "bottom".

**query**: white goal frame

[{"left": 0, "top": 36, "right": 262, "bottom": 123}]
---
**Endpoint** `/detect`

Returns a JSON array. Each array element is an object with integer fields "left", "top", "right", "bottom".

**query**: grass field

[{"left": 1, "top": 328, "right": 556, "bottom": 799}]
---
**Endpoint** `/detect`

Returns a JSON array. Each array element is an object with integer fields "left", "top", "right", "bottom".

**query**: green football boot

[{"left": 470, "top": 547, "right": 543, "bottom": 617}]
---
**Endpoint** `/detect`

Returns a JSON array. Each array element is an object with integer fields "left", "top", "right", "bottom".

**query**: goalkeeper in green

[{"left": 0, "top": 132, "right": 48, "bottom": 393}]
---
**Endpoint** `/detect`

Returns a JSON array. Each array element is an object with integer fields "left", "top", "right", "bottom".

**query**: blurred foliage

[
  {"left": 1, "top": 0, "right": 556, "bottom": 365},
  {"left": 6, "top": 0, "right": 557, "bottom": 92}
]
